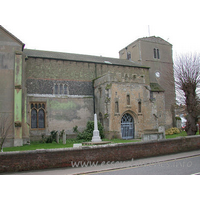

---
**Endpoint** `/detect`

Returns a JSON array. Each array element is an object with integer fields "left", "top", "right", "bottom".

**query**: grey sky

[{"left": 1, "top": 0, "right": 199, "bottom": 58}]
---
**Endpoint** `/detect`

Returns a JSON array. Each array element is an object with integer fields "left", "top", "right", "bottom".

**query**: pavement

[{"left": 4, "top": 149, "right": 200, "bottom": 175}]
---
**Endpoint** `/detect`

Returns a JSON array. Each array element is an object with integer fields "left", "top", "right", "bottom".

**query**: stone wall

[
  {"left": 27, "top": 95, "right": 94, "bottom": 141},
  {"left": 0, "top": 27, "right": 28, "bottom": 147},
  {"left": 0, "top": 135, "right": 200, "bottom": 173},
  {"left": 119, "top": 37, "right": 175, "bottom": 128},
  {"left": 94, "top": 72, "right": 165, "bottom": 138}
]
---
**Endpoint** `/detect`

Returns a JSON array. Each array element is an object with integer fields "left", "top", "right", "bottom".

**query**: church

[{"left": 0, "top": 25, "right": 175, "bottom": 147}]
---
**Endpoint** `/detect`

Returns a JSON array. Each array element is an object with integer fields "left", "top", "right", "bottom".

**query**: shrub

[
  {"left": 73, "top": 126, "right": 79, "bottom": 134},
  {"left": 77, "top": 121, "right": 104, "bottom": 141},
  {"left": 165, "top": 127, "right": 180, "bottom": 135},
  {"left": 41, "top": 130, "right": 58, "bottom": 143}
]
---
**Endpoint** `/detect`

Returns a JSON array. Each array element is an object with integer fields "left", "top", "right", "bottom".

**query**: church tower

[{"left": 119, "top": 36, "right": 176, "bottom": 128}]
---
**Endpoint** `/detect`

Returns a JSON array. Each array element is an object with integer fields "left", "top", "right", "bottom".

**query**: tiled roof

[{"left": 23, "top": 49, "right": 149, "bottom": 68}]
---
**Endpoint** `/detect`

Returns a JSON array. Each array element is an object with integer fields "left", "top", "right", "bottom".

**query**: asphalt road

[{"left": 89, "top": 155, "right": 200, "bottom": 175}]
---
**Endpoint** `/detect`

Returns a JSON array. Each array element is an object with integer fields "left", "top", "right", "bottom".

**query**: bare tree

[
  {"left": 0, "top": 113, "right": 13, "bottom": 152},
  {"left": 174, "top": 53, "right": 200, "bottom": 135}
]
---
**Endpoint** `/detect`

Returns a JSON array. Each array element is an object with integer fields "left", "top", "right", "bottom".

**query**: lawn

[
  {"left": 2, "top": 131, "right": 199, "bottom": 152},
  {"left": 165, "top": 131, "right": 199, "bottom": 139},
  {"left": 3, "top": 138, "right": 141, "bottom": 152}
]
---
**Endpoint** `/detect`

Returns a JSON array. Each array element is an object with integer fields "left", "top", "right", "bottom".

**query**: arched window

[{"left": 30, "top": 103, "right": 46, "bottom": 129}]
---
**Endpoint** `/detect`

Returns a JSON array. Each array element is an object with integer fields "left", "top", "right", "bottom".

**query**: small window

[
  {"left": 138, "top": 101, "right": 142, "bottom": 113},
  {"left": 55, "top": 84, "right": 58, "bottom": 94},
  {"left": 153, "top": 48, "right": 160, "bottom": 59},
  {"left": 127, "top": 52, "right": 131, "bottom": 60},
  {"left": 154, "top": 48, "right": 157, "bottom": 58},
  {"left": 127, "top": 94, "right": 130, "bottom": 105},
  {"left": 115, "top": 101, "right": 119, "bottom": 113},
  {"left": 30, "top": 103, "right": 46, "bottom": 129},
  {"left": 157, "top": 49, "right": 160, "bottom": 59},
  {"left": 60, "top": 84, "right": 63, "bottom": 94},
  {"left": 64, "top": 84, "right": 68, "bottom": 95}
]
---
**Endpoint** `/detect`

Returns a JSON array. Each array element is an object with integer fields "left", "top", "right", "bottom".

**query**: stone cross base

[{"left": 92, "top": 130, "right": 102, "bottom": 142}]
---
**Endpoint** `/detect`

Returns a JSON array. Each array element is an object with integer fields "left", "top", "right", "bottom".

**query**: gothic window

[
  {"left": 30, "top": 103, "right": 46, "bottom": 129},
  {"left": 115, "top": 101, "right": 119, "bottom": 113},
  {"left": 127, "top": 94, "right": 130, "bottom": 105},
  {"left": 38, "top": 109, "right": 45, "bottom": 128},
  {"left": 31, "top": 109, "right": 37, "bottom": 129}
]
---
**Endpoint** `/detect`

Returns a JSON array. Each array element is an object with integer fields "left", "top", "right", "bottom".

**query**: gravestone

[
  {"left": 56, "top": 132, "right": 59, "bottom": 143},
  {"left": 63, "top": 131, "right": 66, "bottom": 144}
]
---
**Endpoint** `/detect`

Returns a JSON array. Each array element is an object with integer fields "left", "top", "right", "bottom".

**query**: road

[
  {"left": 3, "top": 150, "right": 200, "bottom": 175},
  {"left": 89, "top": 155, "right": 200, "bottom": 175}
]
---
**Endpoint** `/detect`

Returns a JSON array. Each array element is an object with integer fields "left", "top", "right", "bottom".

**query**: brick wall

[{"left": 1, "top": 135, "right": 200, "bottom": 173}]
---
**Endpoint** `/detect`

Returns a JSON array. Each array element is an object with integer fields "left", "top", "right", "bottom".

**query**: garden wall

[{"left": 0, "top": 135, "right": 200, "bottom": 173}]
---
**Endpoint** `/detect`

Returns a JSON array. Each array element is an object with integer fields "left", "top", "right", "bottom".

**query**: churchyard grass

[
  {"left": 3, "top": 138, "right": 141, "bottom": 152},
  {"left": 2, "top": 131, "right": 199, "bottom": 152},
  {"left": 165, "top": 131, "right": 199, "bottom": 139}
]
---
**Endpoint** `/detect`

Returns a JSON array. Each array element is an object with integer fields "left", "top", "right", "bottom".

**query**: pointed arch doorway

[{"left": 121, "top": 113, "right": 135, "bottom": 139}]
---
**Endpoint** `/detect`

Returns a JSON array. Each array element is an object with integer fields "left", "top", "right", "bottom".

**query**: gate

[{"left": 121, "top": 113, "right": 134, "bottom": 139}]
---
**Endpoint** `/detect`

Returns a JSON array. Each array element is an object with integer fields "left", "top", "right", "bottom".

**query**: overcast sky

[{"left": 1, "top": 0, "right": 200, "bottom": 59}]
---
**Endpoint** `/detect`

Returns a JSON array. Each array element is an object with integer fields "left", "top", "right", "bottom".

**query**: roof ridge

[{"left": 24, "top": 49, "right": 147, "bottom": 68}]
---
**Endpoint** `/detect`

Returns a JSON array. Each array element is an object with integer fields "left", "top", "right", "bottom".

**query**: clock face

[{"left": 155, "top": 72, "right": 160, "bottom": 78}]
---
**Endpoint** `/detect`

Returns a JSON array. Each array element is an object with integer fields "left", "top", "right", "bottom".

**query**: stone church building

[{"left": 0, "top": 25, "right": 175, "bottom": 147}]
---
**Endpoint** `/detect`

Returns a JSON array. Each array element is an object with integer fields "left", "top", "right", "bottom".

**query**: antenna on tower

[{"left": 148, "top": 25, "right": 150, "bottom": 37}]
